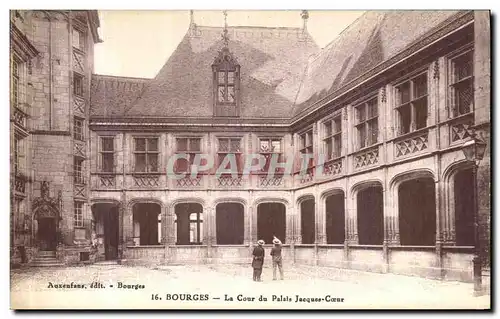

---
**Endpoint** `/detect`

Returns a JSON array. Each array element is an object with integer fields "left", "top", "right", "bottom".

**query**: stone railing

[
  {"left": 394, "top": 129, "right": 429, "bottom": 158},
  {"left": 353, "top": 145, "right": 380, "bottom": 170}
]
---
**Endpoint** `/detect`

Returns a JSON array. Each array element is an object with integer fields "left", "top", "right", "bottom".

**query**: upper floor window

[
  {"left": 100, "top": 137, "right": 114, "bottom": 173},
  {"left": 73, "top": 73, "right": 84, "bottom": 97},
  {"left": 355, "top": 97, "right": 378, "bottom": 149},
  {"left": 72, "top": 28, "right": 85, "bottom": 51},
  {"left": 134, "top": 137, "right": 159, "bottom": 173},
  {"left": 74, "top": 117, "right": 84, "bottom": 141},
  {"left": 74, "top": 201, "right": 84, "bottom": 228},
  {"left": 259, "top": 138, "right": 283, "bottom": 173},
  {"left": 175, "top": 138, "right": 201, "bottom": 173},
  {"left": 13, "top": 134, "right": 25, "bottom": 175},
  {"left": 449, "top": 50, "right": 473, "bottom": 117},
  {"left": 212, "top": 47, "right": 240, "bottom": 116},
  {"left": 323, "top": 114, "right": 342, "bottom": 160},
  {"left": 11, "top": 57, "right": 20, "bottom": 107},
  {"left": 217, "top": 137, "right": 242, "bottom": 173},
  {"left": 299, "top": 129, "right": 314, "bottom": 169},
  {"left": 74, "top": 157, "right": 84, "bottom": 184},
  {"left": 395, "top": 72, "right": 428, "bottom": 135}
]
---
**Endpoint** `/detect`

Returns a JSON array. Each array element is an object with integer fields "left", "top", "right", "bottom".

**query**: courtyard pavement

[{"left": 10, "top": 263, "right": 490, "bottom": 310}]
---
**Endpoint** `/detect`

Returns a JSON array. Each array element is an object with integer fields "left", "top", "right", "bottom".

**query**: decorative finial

[
  {"left": 301, "top": 10, "right": 309, "bottom": 32},
  {"left": 222, "top": 10, "right": 229, "bottom": 47},
  {"left": 190, "top": 10, "right": 194, "bottom": 26}
]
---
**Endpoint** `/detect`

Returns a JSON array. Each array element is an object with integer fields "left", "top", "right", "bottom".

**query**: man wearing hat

[
  {"left": 252, "top": 240, "right": 265, "bottom": 281},
  {"left": 270, "top": 236, "right": 284, "bottom": 280}
]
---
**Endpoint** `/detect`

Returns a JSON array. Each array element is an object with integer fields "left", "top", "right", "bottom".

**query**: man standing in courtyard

[
  {"left": 252, "top": 240, "right": 265, "bottom": 281},
  {"left": 271, "top": 236, "right": 284, "bottom": 280}
]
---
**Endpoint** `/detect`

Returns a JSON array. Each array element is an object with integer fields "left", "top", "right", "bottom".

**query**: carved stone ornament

[{"left": 32, "top": 181, "right": 61, "bottom": 220}]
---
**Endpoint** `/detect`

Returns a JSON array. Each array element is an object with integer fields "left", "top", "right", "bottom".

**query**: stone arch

[
  {"left": 350, "top": 180, "right": 384, "bottom": 245},
  {"left": 442, "top": 160, "right": 475, "bottom": 245},
  {"left": 321, "top": 188, "right": 346, "bottom": 245},
  {"left": 296, "top": 194, "right": 316, "bottom": 244},
  {"left": 128, "top": 198, "right": 164, "bottom": 246},
  {"left": 254, "top": 197, "right": 288, "bottom": 245},
  {"left": 390, "top": 169, "right": 437, "bottom": 246},
  {"left": 170, "top": 198, "right": 205, "bottom": 245},
  {"left": 389, "top": 168, "right": 436, "bottom": 192},
  {"left": 214, "top": 198, "right": 246, "bottom": 245}
]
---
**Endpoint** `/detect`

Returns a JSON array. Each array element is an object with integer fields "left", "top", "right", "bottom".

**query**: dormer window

[{"left": 212, "top": 47, "right": 240, "bottom": 117}]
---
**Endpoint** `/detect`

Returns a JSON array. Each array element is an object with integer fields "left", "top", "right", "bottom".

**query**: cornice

[{"left": 10, "top": 23, "right": 39, "bottom": 60}]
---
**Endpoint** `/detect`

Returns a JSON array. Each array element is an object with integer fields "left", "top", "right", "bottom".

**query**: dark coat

[
  {"left": 270, "top": 245, "right": 282, "bottom": 263},
  {"left": 252, "top": 246, "right": 265, "bottom": 269}
]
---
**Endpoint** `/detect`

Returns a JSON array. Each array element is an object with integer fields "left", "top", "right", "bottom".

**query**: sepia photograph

[{"left": 9, "top": 8, "right": 491, "bottom": 310}]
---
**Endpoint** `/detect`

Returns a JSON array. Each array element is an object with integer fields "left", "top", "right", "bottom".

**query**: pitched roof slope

[
  {"left": 123, "top": 25, "right": 319, "bottom": 118},
  {"left": 90, "top": 74, "right": 149, "bottom": 117},
  {"left": 292, "top": 10, "right": 461, "bottom": 116}
]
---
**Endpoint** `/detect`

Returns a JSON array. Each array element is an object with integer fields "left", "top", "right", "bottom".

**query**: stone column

[
  {"left": 244, "top": 204, "right": 252, "bottom": 245},
  {"left": 474, "top": 11, "right": 491, "bottom": 271},
  {"left": 316, "top": 193, "right": 327, "bottom": 245},
  {"left": 345, "top": 195, "right": 358, "bottom": 245},
  {"left": 286, "top": 198, "right": 295, "bottom": 264},
  {"left": 117, "top": 201, "right": 124, "bottom": 262}
]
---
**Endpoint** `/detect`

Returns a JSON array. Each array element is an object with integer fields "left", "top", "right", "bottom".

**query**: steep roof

[
  {"left": 292, "top": 10, "right": 462, "bottom": 116},
  {"left": 90, "top": 11, "right": 470, "bottom": 122},
  {"left": 90, "top": 74, "right": 149, "bottom": 117},
  {"left": 122, "top": 25, "right": 319, "bottom": 119}
]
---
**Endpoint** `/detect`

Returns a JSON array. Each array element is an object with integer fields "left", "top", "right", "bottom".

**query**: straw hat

[
  {"left": 257, "top": 240, "right": 265, "bottom": 246},
  {"left": 273, "top": 238, "right": 281, "bottom": 244}
]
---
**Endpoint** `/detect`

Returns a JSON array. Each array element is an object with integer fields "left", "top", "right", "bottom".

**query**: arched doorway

[
  {"left": 257, "top": 202, "right": 286, "bottom": 244},
  {"left": 216, "top": 202, "right": 244, "bottom": 245},
  {"left": 175, "top": 203, "right": 203, "bottom": 245},
  {"left": 398, "top": 177, "right": 436, "bottom": 246},
  {"left": 357, "top": 185, "right": 384, "bottom": 245},
  {"left": 132, "top": 203, "right": 162, "bottom": 246},
  {"left": 92, "top": 202, "right": 120, "bottom": 260},
  {"left": 300, "top": 198, "right": 315, "bottom": 244},
  {"left": 325, "top": 191, "right": 345, "bottom": 244}
]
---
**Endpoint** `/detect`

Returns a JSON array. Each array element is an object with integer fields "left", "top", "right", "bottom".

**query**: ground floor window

[
  {"left": 133, "top": 203, "right": 161, "bottom": 245},
  {"left": 257, "top": 203, "right": 286, "bottom": 245},
  {"left": 175, "top": 203, "right": 203, "bottom": 245},
  {"left": 216, "top": 203, "right": 244, "bottom": 245},
  {"left": 357, "top": 186, "right": 384, "bottom": 245},
  {"left": 398, "top": 178, "right": 436, "bottom": 246},
  {"left": 300, "top": 199, "right": 315, "bottom": 244},
  {"left": 326, "top": 193, "right": 345, "bottom": 244}
]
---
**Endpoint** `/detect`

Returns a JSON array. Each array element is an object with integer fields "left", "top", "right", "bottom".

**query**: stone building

[
  {"left": 11, "top": 10, "right": 491, "bottom": 284},
  {"left": 10, "top": 10, "right": 100, "bottom": 266}
]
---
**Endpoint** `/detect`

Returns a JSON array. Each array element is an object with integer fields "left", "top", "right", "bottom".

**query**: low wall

[
  {"left": 349, "top": 245, "right": 385, "bottom": 273},
  {"left": 389, "top": 246, "right": 439, "bottom": 278},
  {"left": 116, "top": 244, "right": 474, "bottom": 283},
  {"left": 124, "top": 245, "right": 165, "bottom": 265},
  {"left": 442, "top": 247, "right": 474, "bottom": 282}
]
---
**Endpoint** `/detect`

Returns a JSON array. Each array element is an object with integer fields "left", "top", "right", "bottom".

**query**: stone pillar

[
  {"left": 295, "top": 203, "right": 302, "bottom": 244},
  {"left": 345, "top": 194, "right": 358, "bottom": 244},
  {"left": 122, "top": 200, "right": 134, "bottom": 249},
  {"left": 316, "top": 193, "right": 327, "bottom": 245},
  {"left": 205, "top": 204, "right": 216, "bottom": 263},
  {"left": 117, "top": 201, "right": 124, "bottom": 262},
  {"left": 286, "top": 199, "right": 295, "bottom": 264},
  {"left": 244, "top": 204, "right": 252, "bottom": 245},
  {"left": 474, "top": 11, "right": 491, "bottom": 270},
  {"left": 250, "top": 204, "right": 258, "bottom": 244}
]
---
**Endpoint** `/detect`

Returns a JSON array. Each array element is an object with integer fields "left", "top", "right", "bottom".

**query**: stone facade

[
  {"left": 11, "top": 11, "right": 491, "bottom": 284},
  {"left": 10, "top": 10, "right": 100, "bottom": 267}
]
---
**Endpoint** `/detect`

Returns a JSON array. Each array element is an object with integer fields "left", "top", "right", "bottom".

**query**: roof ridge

[
  {"left": 92, "top": 73, "right": 152, "bottom": 81},
  {"left": 195, "top": 25, "right": 303, "bottom": 31}
]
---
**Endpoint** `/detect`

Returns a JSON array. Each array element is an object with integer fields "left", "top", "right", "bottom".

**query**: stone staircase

[{"left": 30, "top": 250, "right": 64, "bottom": 268}]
